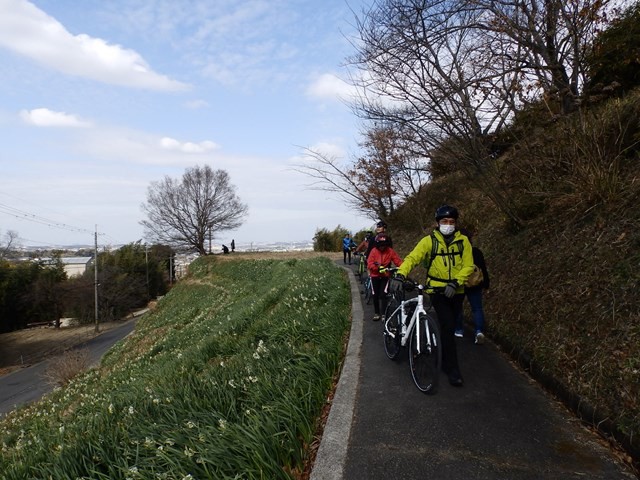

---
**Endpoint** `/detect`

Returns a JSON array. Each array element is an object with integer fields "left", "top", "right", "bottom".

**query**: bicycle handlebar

[
  {"left": 389, "top": 274, "right": 424, "bottom": 292},
  {"left": 378, "top": 265, "right": 400, "bottom": 274}
]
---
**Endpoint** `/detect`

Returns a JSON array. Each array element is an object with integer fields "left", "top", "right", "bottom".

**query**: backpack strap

[
  {"left": 425, "top": 233, "right": 465, "bottom": 283},
  {"left": 424, "top": 232, "right": 438, "bottom": 275}
]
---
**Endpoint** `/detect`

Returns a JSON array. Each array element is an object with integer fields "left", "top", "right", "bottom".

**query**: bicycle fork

[{"left": 413, "top": 294, "right": 434, "bottom": 355}]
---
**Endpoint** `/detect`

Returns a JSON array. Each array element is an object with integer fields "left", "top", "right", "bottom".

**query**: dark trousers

[
  {"left": 343, "top": 249, "right": 352, "bottom": 264},
  {"left": 371, "top": 276, "right": 390, "bottom": 315},
  {"left": 430, "top": 293, "right": 464, "bottom": 374},
  {"left": 455, "top": 287, "right": 486, "bottom": 334}
]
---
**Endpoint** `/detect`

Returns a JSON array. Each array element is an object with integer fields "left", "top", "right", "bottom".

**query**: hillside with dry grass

[{"left": 386, "top": 91, "right": 640, "bottom": 468}]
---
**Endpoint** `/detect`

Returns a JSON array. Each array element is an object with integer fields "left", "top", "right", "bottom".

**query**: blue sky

[{"left": 0, "top": 0, "right": 375, "bottom": 249}]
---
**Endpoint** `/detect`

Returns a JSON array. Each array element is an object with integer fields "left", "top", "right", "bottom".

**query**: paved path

[
  {"left": 0, "top": 319, "right": 136, "bottom": 416},
  {"left": 312, "top": 265, "right": 637, "bottom": 479}
]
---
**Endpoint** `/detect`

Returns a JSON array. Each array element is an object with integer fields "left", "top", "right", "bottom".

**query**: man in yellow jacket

[{"left": 396, "top": 204, "right": 474, "bottom": 387}]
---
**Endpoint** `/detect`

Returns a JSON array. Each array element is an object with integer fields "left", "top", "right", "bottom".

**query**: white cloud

[
  {"left": 306, "top": 141, "right": 347, "bottom": 159},
  {"left": 160, "top": 137, "right": 219, "bottom": 154},
  {"left": 184, "top": 99, "right": 210, "bottom": 109},
  {"left": 0, "top": 0, "right": 188, "bottom": 91},
  {"left": 307, "top": 73, "right": 357, "bottom": 101},
  {"left": 19, "top": 108, "right": 91, "bottom": 127}
]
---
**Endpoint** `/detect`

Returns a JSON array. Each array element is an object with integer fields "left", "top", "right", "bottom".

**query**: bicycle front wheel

[
  {"left": 383, "top": 298, "right": 402, "bottom": 360},
  {"left": 364, "top": 278, "right": 372, "bottom": 305},
  {"left": 409, "top": 313, "right": 441, "bottom": 394}
]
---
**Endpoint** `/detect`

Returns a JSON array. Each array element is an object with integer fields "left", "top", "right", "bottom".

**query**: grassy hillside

[
  {"left": 0, "top": 255, "right": 351, "bottom": 479},
  {"left": 388, "top": 91, "right": 640, "bottom": 467}
]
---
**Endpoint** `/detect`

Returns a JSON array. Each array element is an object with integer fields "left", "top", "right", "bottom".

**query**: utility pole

[
  {"left": 145, "top": 243, "right": 150, "bottom": 299},
  {"left": 169, "top": 254, "right": 173, "bottom": 286},
  {"left": 94, "top": 225, "right": 99, "bottom": 333}
]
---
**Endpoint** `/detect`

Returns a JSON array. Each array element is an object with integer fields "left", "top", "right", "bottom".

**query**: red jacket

[{"left": 367, "top": 247, "right": 403, "bottom": 278}]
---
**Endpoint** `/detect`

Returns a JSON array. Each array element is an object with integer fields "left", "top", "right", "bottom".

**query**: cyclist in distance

[
  {"left": 365, "top": 220, "right": 392, "bottom": 258},
  {"left": 355, "top": 231, "right": 374, "bottom": 255},
  {"left": 342, "top": 233, "right": 356, "bottom": 264},
  {"left": 367, "top": 233, "right": 403, "bottom": 321},
  {"left": 396, "top": 204, "right": 473, "bottom": 387}
]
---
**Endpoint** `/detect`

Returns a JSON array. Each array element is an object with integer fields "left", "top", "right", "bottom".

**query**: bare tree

[
  {"left": 345, "top": 0, "right": 621, "bottom": 226},
  {"left": 293, "top": 147, "right": 378, "bottom": 219},
  {"left": 141, "top": 165, "right": 247, "bottom": 255},
  {"left": 0, "top": 230, "right": 20, "bottom": 259},
  {"left": 348, "top": 125, "right": 430, "bottom": 218},
  {"left": 466, "top": 0, "right": 616, "bottom": 115},
  {"left": 294, "top": 124, "right": 428, "bottom": 221},
  {"left": 349, "top": 0, "right": 524, "bottom": 225}
]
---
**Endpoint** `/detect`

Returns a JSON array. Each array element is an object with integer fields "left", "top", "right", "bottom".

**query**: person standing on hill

[
  {"left": 367, "top": 233, "right": 403, "bottom": 322},
  {"left": 342, "top": 233, "right": 356, "bottom": 264},
  {"left": 396, "top": 204, "right": 473, "bottom": 387},
  {"left": 455, "top": 229, "right": 490, "bottom": 344}
]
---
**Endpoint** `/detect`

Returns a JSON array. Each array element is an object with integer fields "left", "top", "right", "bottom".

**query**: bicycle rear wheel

[
  {"left": 383, "top": 299, "right": 402, "bottom": 360},
  {"left": 409, "top": 313, "right": 441, "bottom": 394}
]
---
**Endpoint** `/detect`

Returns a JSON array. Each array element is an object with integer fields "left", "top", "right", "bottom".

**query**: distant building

[{"left": 58, "top": 257, "right": 93, "bottom": 277}]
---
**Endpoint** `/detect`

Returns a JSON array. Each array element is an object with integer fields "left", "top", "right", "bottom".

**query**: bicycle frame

[{"left": 384, "top": 285, "right": 432, "bottom": 353}]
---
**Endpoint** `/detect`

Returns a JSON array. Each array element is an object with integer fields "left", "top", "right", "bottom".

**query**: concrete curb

[{"left": 310, "top": 266, "right": 362, "bottom": 480}]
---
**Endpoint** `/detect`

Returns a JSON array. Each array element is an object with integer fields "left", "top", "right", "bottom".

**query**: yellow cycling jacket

[{"left": 397, "top": 230, "right": 474, "bottom": 294}]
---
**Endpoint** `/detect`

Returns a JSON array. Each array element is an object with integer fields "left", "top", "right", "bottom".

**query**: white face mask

[{"left": 439, "top": 224, "right": 456, "bottom": 236}]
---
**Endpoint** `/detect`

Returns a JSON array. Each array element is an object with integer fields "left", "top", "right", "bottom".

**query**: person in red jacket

[{"left": 367, "top": 233, "right": 403, "bottom": 321}]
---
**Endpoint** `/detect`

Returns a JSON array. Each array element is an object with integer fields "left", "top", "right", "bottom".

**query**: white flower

[{"left": 218, "top": 419, "right": 227, "bottom": 430}]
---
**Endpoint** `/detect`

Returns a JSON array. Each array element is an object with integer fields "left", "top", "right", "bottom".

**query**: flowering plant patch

[{"left": 0, "top": 256, "right": 350, "bottom": 479}]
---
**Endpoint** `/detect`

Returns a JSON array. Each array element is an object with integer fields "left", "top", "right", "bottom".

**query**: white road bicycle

[{"left": 383, "top": 276, "right": 442, "bottom": 394}]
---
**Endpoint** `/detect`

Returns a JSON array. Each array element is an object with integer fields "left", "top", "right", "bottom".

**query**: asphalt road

[
  {"left": 311, "top": 264, "right": 637, "bottom": 479},
  {"left": 0, "top": 319, "right": 136, "bottom": 416}
]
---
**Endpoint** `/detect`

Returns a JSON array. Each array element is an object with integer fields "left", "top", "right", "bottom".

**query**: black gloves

[
  {"left": 389, "top": 273, "right": 403, "bottom": 291},
  {"left": 444, "top": 281, "right": 459, "bottom": 298}
]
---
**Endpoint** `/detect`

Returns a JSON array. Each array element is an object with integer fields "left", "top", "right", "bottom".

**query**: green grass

[{"left": 0, "top": 256, "right": 351, "bottom": 480}]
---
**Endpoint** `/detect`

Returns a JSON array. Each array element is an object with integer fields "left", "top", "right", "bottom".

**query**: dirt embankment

[{"left": 0, "top": 320, "right": 130, "bottom": 376}]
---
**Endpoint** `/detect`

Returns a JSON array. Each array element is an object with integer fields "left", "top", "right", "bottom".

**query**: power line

[{"left": 0, "top": 202, "right": 94, "bottom": 234}]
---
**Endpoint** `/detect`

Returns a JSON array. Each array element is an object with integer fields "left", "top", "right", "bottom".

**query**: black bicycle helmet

[
  {"left": 375, "top": 233, "right": 391, "bottom": 247},
  {"left": 376, "top": 220, "right": 387, "bottom": 228},
  {"left": 435, "top": 204, "right": 459, "bottom": 221}
]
